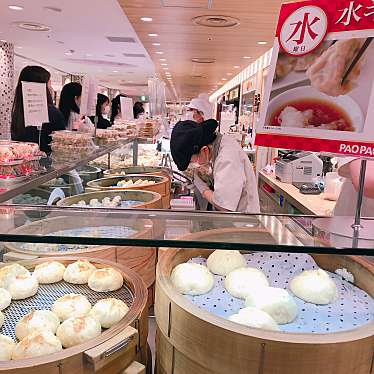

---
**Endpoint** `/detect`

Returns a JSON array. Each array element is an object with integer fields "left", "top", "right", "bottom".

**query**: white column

[{"left": 0, "top": 41, "right": 14, "bottom": 140}]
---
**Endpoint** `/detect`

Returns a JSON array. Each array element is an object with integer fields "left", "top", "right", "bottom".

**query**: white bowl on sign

[{"left": 267, "top": 86, "right": 364, "bottom": 132}]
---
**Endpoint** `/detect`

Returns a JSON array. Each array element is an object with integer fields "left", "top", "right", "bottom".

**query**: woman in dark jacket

[
  {"left": 11, "top": 66, "right": 66, "bottom": 153},
  {"left": 89, "top": 93, "right": 111, "bottom": 129}
]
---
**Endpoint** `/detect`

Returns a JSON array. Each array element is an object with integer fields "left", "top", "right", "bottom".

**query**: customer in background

[
  {"left": 11, "top": 65, "right": 66, "bottom": 153},
  {"left": 110, "top": 94, "right": 126, "bottom": 124},
  {"left": 186, "top": 93, "right": 213, "bottom": 123},
  {"left": 171, "top": 119, "right": 260, "bottom": 213},
  {"left": 89, "top": 93, "right": 111, "bottom": 129},
  {"left": 334, "top": 158, "right": 374, "bottom": 216},
  {"left": 133, "top": 101, "right": 145, "bottom": 119}
]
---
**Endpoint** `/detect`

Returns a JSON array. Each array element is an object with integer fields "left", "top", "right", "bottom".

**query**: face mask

[{"left": 103, "top": 106, "right": 110, "bottom": 115}]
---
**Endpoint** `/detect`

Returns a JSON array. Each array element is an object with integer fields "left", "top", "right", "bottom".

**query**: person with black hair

[
  {"left": 59, "top": 82, "right": 84, "bottom": 131},
  {"left": 11, "top": 66, "right": 66, "bottom": 153},
  {"left": 171, "top": 119, "right": 260, "bottom": 213},
  {"left": 110, "top": 94, "right": 126, "bottom": 124},
  {"left": 133, "top": 101, "right": 145, "bottom": 119},
  {"left": 89, "top": 93, "right": 111, "bottom": 129}
]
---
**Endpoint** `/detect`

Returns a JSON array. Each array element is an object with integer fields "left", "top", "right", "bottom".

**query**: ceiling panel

[{"left": 119, "top": 0, "right": 283, "bottom": 100}]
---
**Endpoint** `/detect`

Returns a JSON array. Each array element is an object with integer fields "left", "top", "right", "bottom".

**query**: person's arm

[{"left": 348, "top": 159, "right": 374, "bottom": 198}]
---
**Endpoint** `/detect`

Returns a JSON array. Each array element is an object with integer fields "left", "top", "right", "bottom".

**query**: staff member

[
  {"left": 334, "top": 158, "right": 374, "bottom": 216},
  {"left": 171, "top": 119, "right": 260, "bottom": 213},
  {"left": 89, "top": 93, "right": 111, "bottom": 129},
  {"left": 186, "top": 93, "right": 213, "bottom": 123}
]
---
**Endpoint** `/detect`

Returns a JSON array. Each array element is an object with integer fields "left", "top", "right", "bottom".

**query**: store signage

[
  {"left": 80, "top": 76, "right": 98, "bottom": 117},
  {"left": 120, "top": 97, "right": 134, "bottom": 121},
  {"left": 255, "top": 0, "right": 374, "bottom": 158},
  {"left": 21, "top": 82, "right": 49, "bottom": 127}
]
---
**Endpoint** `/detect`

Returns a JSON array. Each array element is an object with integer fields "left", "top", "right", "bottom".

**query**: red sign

[{"left": 255, "top": 0, "right": 374, "bottom": 158}]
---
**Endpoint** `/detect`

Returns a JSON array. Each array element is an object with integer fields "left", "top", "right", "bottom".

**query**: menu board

[
  {"left": 256, "top": 0, "right": 374, "bottom": 158},
  {"left": 80, "top": 76, "right": 98, "bottom": 117},
  {"left": 120, "top": 97, "right": 134, "bottom": 121},
  {"left": 21, "top": 82, "right": 49, "bottom": 127}
]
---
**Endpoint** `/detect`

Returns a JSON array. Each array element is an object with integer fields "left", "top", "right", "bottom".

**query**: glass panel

[{"left": 0, "top": 205, "right": 373, "bottom": 256}]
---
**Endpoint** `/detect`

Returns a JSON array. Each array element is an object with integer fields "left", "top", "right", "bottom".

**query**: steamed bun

[
  {"left": 89, "top": 298, "right": 129, "bottom": 328},
  {"left": 228, "top": 307, "right": 280, "bottom": 331},
  {"left": 52, "top": 293, "right": 91, "bottom": 321},
  {"left": 290, "top": 269, "right": 338, "bottom": 305},
  {"left": 12, "top": 331, "right": 62, "bottom": 360},
  {"left": 33, "top": 261, "right": 66, "bottom": 284},
  {"left": 0, "top": 264, "right": 30, "bottom": 289},
  {"left": 8, "top": 273, "right": 38, "bottom": 300},
  {"left": 63, "top": 260, "right": 96, "bottom": 284},
  {"left": 56, "top": 316, "right": 101, "bottom": 348},
  {"left": 0, "top": 288, "right": 11, "bottom": 310},
  {"left": 171, "top": 263, "right": 214, "bottom": 296},
  {"left": 225, "top": 267, "right": 269, "bottom": 299},
  {"left": 0, "top": 334, "right": 15, "bottom": 361},
  {"left": 88, "top": 268, "right": 123, "bottom": 292},
  {"left": 244, "top": 287, "right": 298, "bottom": 324},
  {"left": 207, "top": 250, "right": 247, "bottom": 276}
]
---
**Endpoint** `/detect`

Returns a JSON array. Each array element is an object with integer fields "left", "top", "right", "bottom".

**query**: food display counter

[
  {"left": 259, "top": 171, "right": 336, "bottom": 216},
  {"left": 0, "top": 207, "right": 372, "bottom": 374}
]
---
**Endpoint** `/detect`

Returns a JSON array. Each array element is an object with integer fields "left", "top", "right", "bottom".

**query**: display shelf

[
  {"left": 0, "top": 139, "right": 135, "bottom": 204},
  {"left": 0, "top": 206, "right": 373, "bottom": 255}
]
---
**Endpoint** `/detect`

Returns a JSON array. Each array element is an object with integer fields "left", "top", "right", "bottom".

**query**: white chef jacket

[
  {"left": 211, "top": 135, "right": 260, "bottom": 213},
  {"left": 334, "top": 157, "right": 374, "bottom": 217}
]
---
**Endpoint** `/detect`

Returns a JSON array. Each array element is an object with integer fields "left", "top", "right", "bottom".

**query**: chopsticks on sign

[{"left": 342, "top": 37, "right": 373, "bottom": 85}]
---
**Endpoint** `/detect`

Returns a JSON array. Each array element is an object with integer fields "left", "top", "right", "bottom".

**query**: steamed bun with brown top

[
  {"left": 52, "top": 293, "right": 91, "bottom": 321},
  {"left": 290, "top": 269, "right": 338, "bottom": 305},
  {"left": 207, "top": 250, "right": 247, "bottom": 276},
  {"left": 0, "top": 264, "right": 30, "bottom": 289},
  {"left": 171, "top": 263, "right": 214, "bottom": 296},
  {"left": 56, "top": 316, "right": 101, "bottom": 348},
  {"left": 0, "top": 288, "right": 11, "bottom": 310},
  {"left": 63, "top": 260, "right": 96, "bottom": 284},
  {"left": 8, "top": 273, "right": 38, "bottom": 300},
  {"left": 225, "top": 267, "right": 269, "bottom": 299},
  {"left": 88, "top": 268, "right": 123, "bottom": 292},
  {"left": 33, "top": 261, "right": 66, "bottom": 284},
  {"left": 89, "top": 298, "right": 129, "bottom": 328},
  {"left": 0, "top": 334, "right": 15, "bottom": 361},
  {"left": 12, "top": 331, "right": 62, "bottom": 360},
  {"left": 16, "top": 310, "right": 60, "bottom": 340}
]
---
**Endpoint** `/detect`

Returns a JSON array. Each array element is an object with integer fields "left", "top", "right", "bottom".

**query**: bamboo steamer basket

[
  {"left": 0, "top": 256, "right": 148, "bottom": 374},
  {"left": 87, "top": 175, "right": 170, "bottom": 209},
  {"left": 155, "top": 230, "right": 374, "bottom": 374},
  {"left": 3, "top": 216, "right": 157, "bottom": 294},
  {"left": 57, "top": 190, "right": 163, "bottom": 210}
]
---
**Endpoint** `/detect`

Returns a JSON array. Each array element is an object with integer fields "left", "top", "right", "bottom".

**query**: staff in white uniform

[
  {"left": 334, "top": 158, "right": 374, "bottom": 216},
  {"left": 171, "top": 119, "right": 260, "bottom": 213},
  {"left": 185, "top": 93, "right": 213, "bottom": 123}
]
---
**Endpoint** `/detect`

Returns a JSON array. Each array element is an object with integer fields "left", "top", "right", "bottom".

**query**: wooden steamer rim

[
  {"left": 0, "top": 256, "right": 148, "bottom": 371},
  {"left": 57, "top": 189, "right": 163, "bottom": 209},
  {"left": 103, "top": 166, "right": 171, "bottom": 178},
  {"left": 4, "top": 216, "right": 154, "bottom": 258}
]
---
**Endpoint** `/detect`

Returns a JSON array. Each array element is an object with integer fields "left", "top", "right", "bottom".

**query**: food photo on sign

[{"left": 256, "top": 0, "right": 374, "bottom": 157}]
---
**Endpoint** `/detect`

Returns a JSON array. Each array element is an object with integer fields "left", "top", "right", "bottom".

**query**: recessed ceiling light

[
  {"left": 243, "top": 56, "right": 251, "bottom": 59},
  {"left": 258, "top": 41, "right": 267, "bottom": 45},
  {"left": 148, "top": 33, "right": 158, "bottom": 37},
  {"left": 234, "top": 65, "right": 240, "bottom": 69},
  {"left": 163, "top": 67, "right": 169, "bottom": 70},
  {"left": 141, "top": 17, "right": 153, "bottom": 22},
  {"left": 160, "top": 58, "right": 166, "bottom": 61},
  {"left": 161, "top": 63, "right": 168, "bottom": 66},
  {"left": 113, "top": 70, "right": 119, "bottom": 73},
  {"left": 152, "top": 43, "right": 161, "bottom": 46},
  {"left": 222, "top": 78, "right": 227, "bottom": 81},
  {"left": 156, "top": 51, "right": 164, "bottom": 54},
  {"left": 227, "top": 72, "right": 233, "bottom": 76},
  {"left": 9, "top": 5, "right": 23, "bottom": 10}
]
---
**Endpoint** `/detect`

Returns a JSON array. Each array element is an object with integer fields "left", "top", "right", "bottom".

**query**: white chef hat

[{"left": 187, "top": 93, "right": 213, "bottom": 120}]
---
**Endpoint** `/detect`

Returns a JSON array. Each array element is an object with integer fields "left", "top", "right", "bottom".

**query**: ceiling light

[
  {"left": 227, "top": 72, "right": 233, "bottom": 76},
  {"left": 222, "top": 78, "right": 227, "bottom": 81},
  {"left": 113, "top": 70, "right": 119, "bottom": 73},
  {"left": 234, "top": 65, "right": 240, "bottom": 69},
  {"left": 148, "top": 33, "right": 158, "bottom": 37},
  {"left": 156, "top": 51, "right": 164, "bottom": 54},
  {"left": 258, "top": 41, "right": 267, "bottom": 45},
  {"left": 161, "top": 63, "right": 168, "bottom": 66},
  {"left": 152, "top": 43, "right": 160, "bottom": 46},
  {"left": 160, "top": 58, "right": 166, "bottom": 61},
  {"left": 163, "top": 67, "right": 169, "bottom": 70},
  {"left": 243, "top": 56, "right": 251, "bottom": 59},
  {"left": 141, "top": 17, "right": 153, "bottom": 22},
  {"left": 9, "top": 5, "right": 23, "bottom": 10}
]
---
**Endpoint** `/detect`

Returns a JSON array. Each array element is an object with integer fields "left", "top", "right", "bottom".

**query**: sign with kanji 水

[{"left": 255, "top": 0, "right": 374, "bottom": 158}]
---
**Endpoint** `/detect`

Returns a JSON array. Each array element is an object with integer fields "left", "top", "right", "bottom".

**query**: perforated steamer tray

[
  {"left": 187, "top": 252, "right": 374, "bottom": 334},
  {"left": 0, "top": 277, "right": 134, "bottom": 342}
]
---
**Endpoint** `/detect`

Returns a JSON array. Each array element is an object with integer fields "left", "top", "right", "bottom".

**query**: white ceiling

[{"left": 0, "top": 0, "right": 156, "bottom": 96}]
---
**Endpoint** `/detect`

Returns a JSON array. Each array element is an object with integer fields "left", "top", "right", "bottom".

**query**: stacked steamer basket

[
  {"left": 3, "top": 216, "right": 157, "bottom": 308},
  {"left": 87, "top": 175, "right": 171, "bottom": 209},
  {"left": 57, "top": 190, "right": 163, "bottom": 210},
  {"left": 0, "top": 257, "right": 149, "bottom": 374},
  {"left": 138, "top": 121, "right": 158, "bottom": 139},
  {"left": 155, "top": 229, "right": 374, "bottom": 374}
]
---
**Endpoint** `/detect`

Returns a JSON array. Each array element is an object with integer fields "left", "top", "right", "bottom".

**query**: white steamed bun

[
  {"left": 228, "top": 307, "right": 280, "bottom": 331},
  {"left": 207, "top": 250, "right": 247, "bottom": 276}
]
